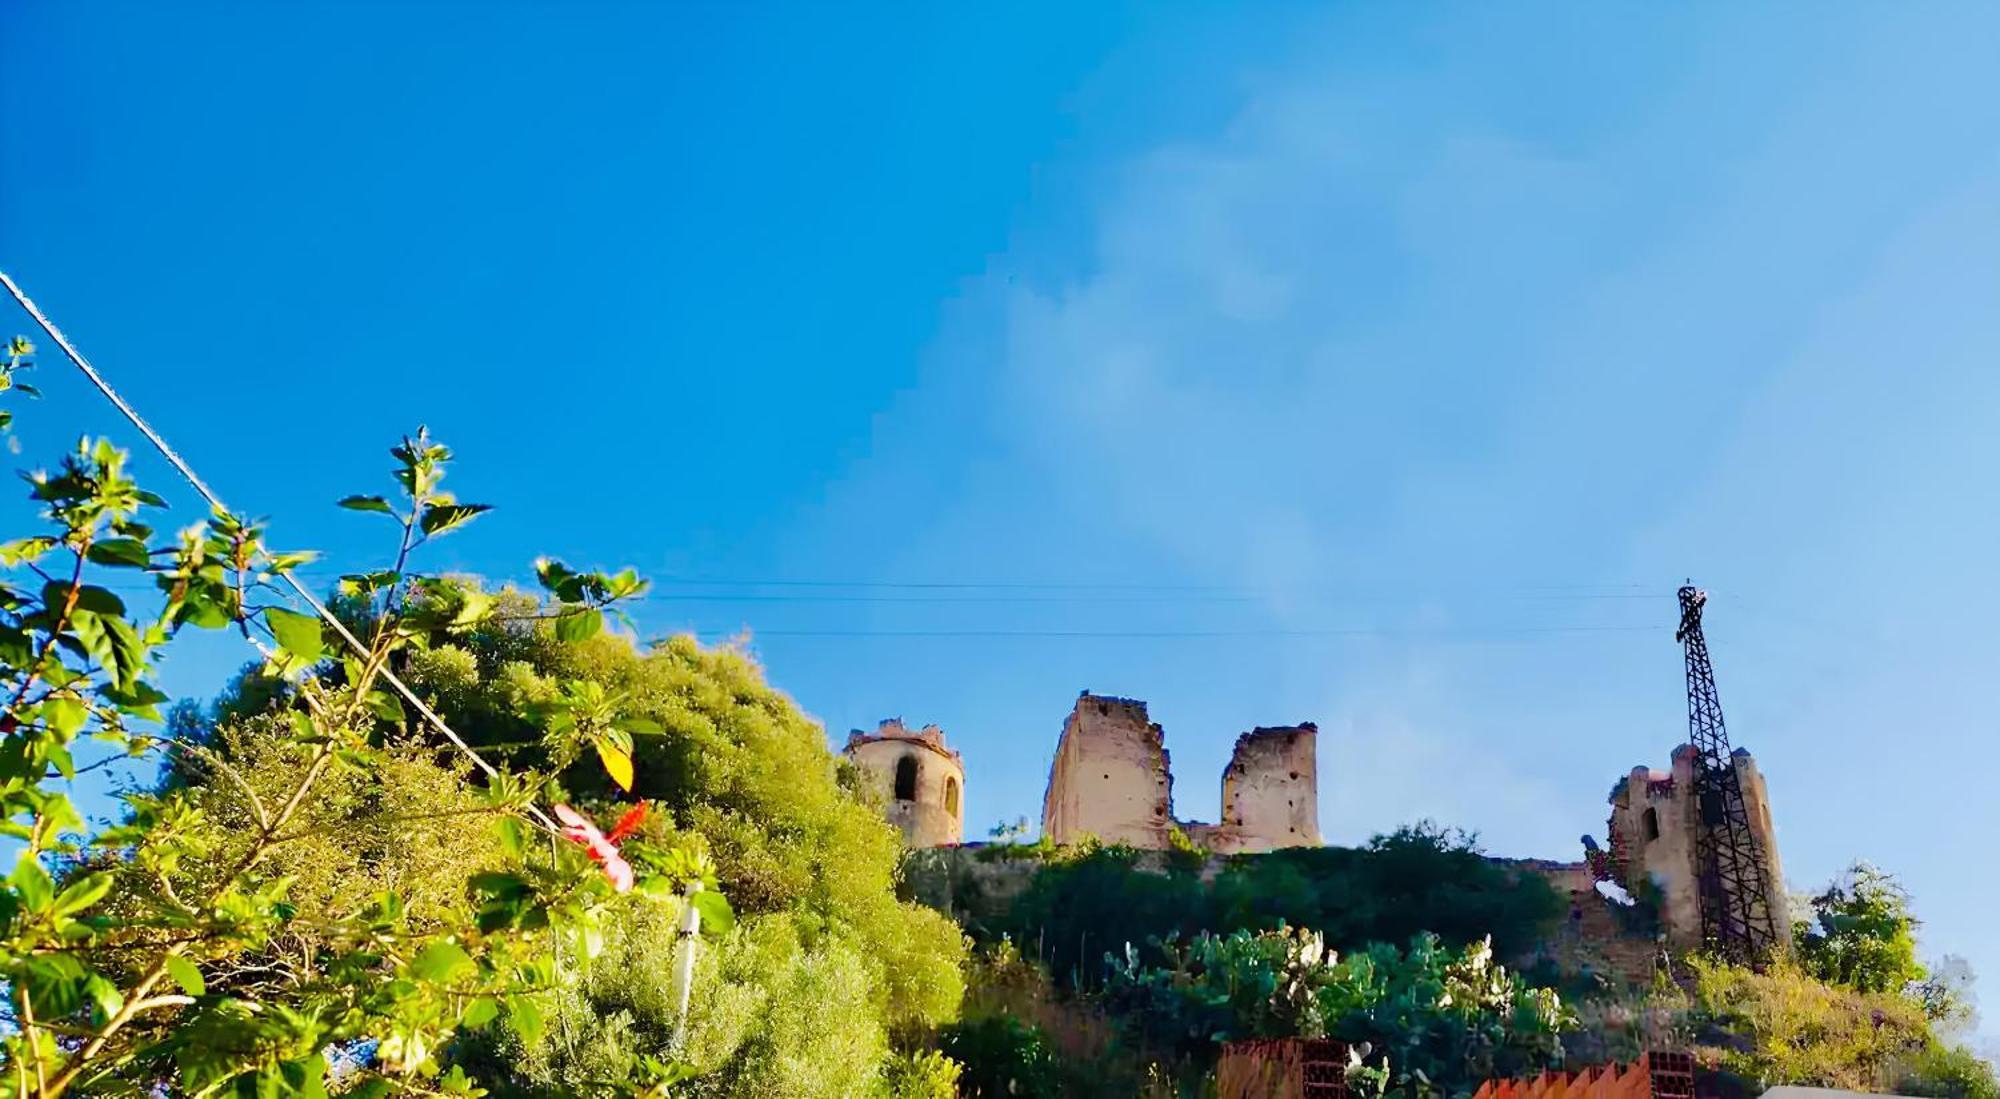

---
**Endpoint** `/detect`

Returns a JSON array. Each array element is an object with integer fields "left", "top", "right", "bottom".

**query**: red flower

[
  {"left": 553, "top": 803, "right": 635, "bottom": 893},
  {"left": 607, "top": 801, "right": 649, "bottom": 844}
]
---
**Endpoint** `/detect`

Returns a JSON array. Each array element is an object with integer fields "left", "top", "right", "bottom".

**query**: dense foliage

[
  {"left": 365, "top": 607, "right": 971, "bottom": 1094},
  {"left": 1103, "top": 927, "right": 1574, "bottom": 1096},
  {"left": 0, "top": 361, "right": 701, "bottom": 1096},
  {"left": 1792, "top": 862, "right": 1930, "bottom": 998},
  {"left": 948, "top": 824, "right": 1560, "bottom": 991},
  {"left": 1664, "top": 861, "right": 1996, "bottom": 1099}
]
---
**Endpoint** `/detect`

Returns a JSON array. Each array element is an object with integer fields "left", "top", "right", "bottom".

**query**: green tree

[
  {"left": 1793, "top": 862, "right": 1928, "bottom": 997},
  {"left": 0, "top": 371, "right": 704, "bottom": 1095},
  {"left": 366, "top": 590, "right": 968, "bottom": 1093}
]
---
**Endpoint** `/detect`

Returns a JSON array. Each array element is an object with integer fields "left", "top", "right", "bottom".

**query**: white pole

[{"left": 669, "top": 887, "right": 703, "bottom": 1051}]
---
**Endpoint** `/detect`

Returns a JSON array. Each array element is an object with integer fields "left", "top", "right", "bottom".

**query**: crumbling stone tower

[
  {"left": 1606, "top": 744, "right": 1787, "bottom": 949},
  {"left": 1203, "top": 725, "right": 1321, "bottom": 854},
  {"left": 844, "top": 719, "right": 964, "bottom": 847},
  {"left": 1041, "top": 692, "right": 1322, "bottom": 854},
  {"left": 1041, "top": 693, "right": 1175, "bottom": 848}
]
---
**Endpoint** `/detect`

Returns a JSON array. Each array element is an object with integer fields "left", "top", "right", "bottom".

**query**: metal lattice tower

[{"left": 1675, "top": 584, "right": 1780, "bottom": 964}]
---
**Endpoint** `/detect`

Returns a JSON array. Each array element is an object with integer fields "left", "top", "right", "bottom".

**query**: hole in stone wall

[
  {"left": 1643, "top": 807, "right": 1660, "bottom": 842},
  {"left": 944, "top": 776, "right": 960, "bottom": 816},
  {"left": 894, "top": 755, "right": 918, "bottom": 801},
  {"left": 1289, "top": 771, "right": 1299, "bottom": 780}
]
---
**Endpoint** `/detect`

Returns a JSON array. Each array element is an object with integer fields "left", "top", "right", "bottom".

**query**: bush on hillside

[
  {"left": 978, "top": 823, "right": 1561, "bottom": 990},
  {"left": 398, "top": 619, "right": 969, "bottom": 1089},
  {"left": 181, "top": 582, "right": 968, "bottom": 1092},
  {"left": 1103, "top": 926, "right": 1575, "bottom": 1095}
]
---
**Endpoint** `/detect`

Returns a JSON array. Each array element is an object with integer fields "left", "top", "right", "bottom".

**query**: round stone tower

[{"left": 843, "top": 718, "right": 964, "bottom": 847}]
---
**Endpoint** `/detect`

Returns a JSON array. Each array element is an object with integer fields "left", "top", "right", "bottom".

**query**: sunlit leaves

[
  {"left": 418, "top": 502, "right": 491, "bottom": 539},
  {"left": 553, "top": 607, "right": 602, "bottom": 642},
  {"left": 51, "top": 872, "right": 113, "bottom": 918},
  {"left": 0, "top": 535, "right": 57, "bottom": 565},
  {"left": 594, "top": 740, "right": 634, "bottom": 792},
  {"left": 689, "top": 889, "right": 736, "bottom": 936},
  {"left": 265, "top": 607, "right": 325, "bottom": 667},
  {"left": 164, "top": 954, "right": 206, "bottom": 997},
  {"left": 0, "top": 402, "right": 715, "bottom": 1097},
  {"left": 409, "top": 940, "right": 476, "bottom": 984},
  {"left": 84, "top": 537, "right": 150, "bottom": 568}
]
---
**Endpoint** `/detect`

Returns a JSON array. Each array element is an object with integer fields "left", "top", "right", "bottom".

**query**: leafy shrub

[
  {"left": 1687, "top": 955, "right": 1932, "bottom": 1091},
  {"left": 1793, "top": 862, "right": 1929, "bottom": 997},
  {"left": 1104, "top": 927, "right": 1575, "bottom": 1095},
  {"left": 1895, "top": 1042, "right": 2000, "bottom": 1099},
  {"left": 982, "top": 822, "right": 1560, "bottom": 992},
  {"left": 941, "top": 1015, "right": 1062, "bottom": 1098},
  {"left": 0, "top": 392, "right": 694, "bottom": 1094},
  {"left": 882, "top": 1048, "right": 962, "bottom": 1099}
]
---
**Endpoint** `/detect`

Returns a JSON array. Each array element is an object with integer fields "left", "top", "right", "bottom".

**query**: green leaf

[
  {"left": 619, "top": 717, "right": 664, "bottom": 736},
  {"left": 85, "top": 538, "right": 151, "bottom": 568},
  {"left": 11, "top": 857, "right": 54, "bottom": 912},
  {"left": 366, "top": 689, "right": 405, "bottom": 726},
  {"left": 507, "top": 993, "right": 545, "bottom": 1045},
  {"left": 41, "top": 696, "right": 88, "bottom": 739},
  {"left": 419, "top": 503, "right": 492, "bottom": 538},
  {"left": 0, "top": 536, "right": 57, "bottom": 565},
  {"left": 265, "top": 607, "right": 325, "bottom": 665},
  {"left": 690, "top": 890, "right": 735, "bottom": 936},
  {"left": 553, "top": 608, "right": 602, "bottom": 643},
  {"left": 410, "top": 940, "right": 476, "bottom": 984},
  {"left": 164, "top": 953, "right": 206, "bottom": 997},
  {"left": 52, "top": 872, "right": 113, "bottom": 917},
  {"left": 68, "top": 584, "right": 126, "bottom": 616},
  {"left": 84, "top": 972, "right": 123, "bottom": 1025},
  {"left": 461, "top": 994, "right": 500, "bottom": 1029},
  {"left": 337, "top": 495, "right": 395, "bottom": 514},
  {"left": 494, "top": 817, "right": 525, "bottom": 859}
]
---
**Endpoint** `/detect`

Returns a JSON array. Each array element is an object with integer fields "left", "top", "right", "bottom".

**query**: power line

[{"left": 677, "top": 625, "right": 1659, "bottom": 639}]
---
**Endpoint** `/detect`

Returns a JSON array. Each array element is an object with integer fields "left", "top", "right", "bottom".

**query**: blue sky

[{"left": 6, "top": 2, "right": 2000, "bottom": 1039}]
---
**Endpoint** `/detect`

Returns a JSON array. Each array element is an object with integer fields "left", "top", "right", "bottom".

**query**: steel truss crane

[{"left": 1675, "top": 585, "right": 1780, "bottom": 965}]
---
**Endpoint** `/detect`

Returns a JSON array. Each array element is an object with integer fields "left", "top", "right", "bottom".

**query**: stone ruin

[
  {"left": 847, "top": 691, "right": 1323, "bottom": 855},
  {"left": 1040, "top": 691, "right": 1322, "bottom": 855},
  {"left": 849, "top": 690, "right": 1789, "bottom": 977},
  {"left": 1598, "top": 743, "right": 1788, "bottom": 949},
  {"left": 1520, "top": 742, "right": 1789, "bottom": 979},
  {"left": 842, "top": 718, "right": 965, "bottom": 847}
]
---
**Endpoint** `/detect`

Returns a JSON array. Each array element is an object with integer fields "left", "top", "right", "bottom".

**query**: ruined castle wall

[
  {"left": 845, "top": 720, "right": 964, "bottom": 847},
  {"left": 1610, "top": 748, "right": 1702, "bottom": 947},
  {"left": 1208, "top": 725, "right": 1321, "bottom": 854},
  {"left": 1608, "top": 745, "right": 1786, "bottom": 949},
  {"left": 1734, "top": 750, "right": 1790, "bottom": 937},
  {"left": 1041, "top": 694, "right": 1174, "bottom": 848}
]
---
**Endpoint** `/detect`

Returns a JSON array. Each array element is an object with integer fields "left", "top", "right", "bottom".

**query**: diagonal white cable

[{"left": 1, "top": 270, "right": 559, "bottom": 833}]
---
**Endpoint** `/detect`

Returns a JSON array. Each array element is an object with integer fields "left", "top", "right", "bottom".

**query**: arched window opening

[
  {"left": 944, "top": 776, "right": 960, "bottom": 816},
  {"left": 1642, "top": 807, "right": 1661, "bottom": 843},
  {"left": 894, "top": 755, "right": 919, "bottom": 801}
]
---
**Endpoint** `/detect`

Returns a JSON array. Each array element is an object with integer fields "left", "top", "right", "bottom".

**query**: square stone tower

[{"left": 1041, "top": 693, "right": 1175, "bottom": 847}]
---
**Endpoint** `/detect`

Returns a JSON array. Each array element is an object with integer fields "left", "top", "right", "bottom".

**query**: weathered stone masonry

[
  {"left": 1042, "top": 692, "right": 1322, "bottom": 855},
  {"left": 1041, "top": 693, "right": 1176, "bottom": 848},
  {"left": 842, "top": 719, "right": 964, "bottom": 847},
  {"left": 1604, "top": 744, "right": 1787, "bottom": 950}
]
